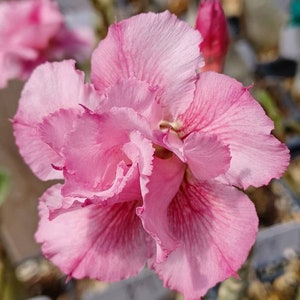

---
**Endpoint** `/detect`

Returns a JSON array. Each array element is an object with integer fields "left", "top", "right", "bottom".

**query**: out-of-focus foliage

[{"left": 0, "top": 170, "right": 9, "bottom": 207}]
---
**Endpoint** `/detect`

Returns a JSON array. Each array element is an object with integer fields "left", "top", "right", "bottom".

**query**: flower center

[
  {"left": 159, "top": 120, "right": 180, "bottom": 131},
  {"left": 153, "top": 144, "right": 173, "bottom": 159},
  {"left": 155, "top": 120, "right": 183, "bottom": 160}
]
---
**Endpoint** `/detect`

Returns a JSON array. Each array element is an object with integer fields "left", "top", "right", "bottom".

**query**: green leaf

[{"left": 254, "top": 89, "right": 285, "bottom": 140}]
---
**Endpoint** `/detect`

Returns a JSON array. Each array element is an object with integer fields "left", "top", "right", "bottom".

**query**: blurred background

[{"left": 0, "top": 0, "right": 300, "bottom": 299}]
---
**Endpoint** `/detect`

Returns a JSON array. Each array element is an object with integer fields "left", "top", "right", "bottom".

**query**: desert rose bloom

[
  {"left": 196, "top": 0, "right": 230, "bottom": 72},
  {"left": 0, "top": 0, "right": 94, "bottom": 89},
  {"left": 13, "top": 11, "right": 289, "bottom": 300}
]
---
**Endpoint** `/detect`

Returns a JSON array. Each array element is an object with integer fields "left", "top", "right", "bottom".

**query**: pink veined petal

[
  {"left": 35, "top": 184, "right": 149, "bottom": 281},
  {"left": 152, "top": 179, "right": 258, "bottom": 300},
  {"left": 40, "top": 184, "right": 86, "bottom": 221},
  {"left": 183, "top": 131, "right": 231, "bottom": 180},
  {"left": 61, "top": 111, "right": 131, "bottom": 199},
  {"left": 122, "top": 130, "right": 154, "bottom": 179},
  {"left": 61, "top": 108, "right": 154, "bottom": 203},
  {"left": 13, "top": 123, "right": 65, "bottom": 180},
  {"left": 160, "top": 129, "right": 185, "bottom": 162},
  {"left": 86, "top": 130, "right": 155, "bottom": 207},
  {"left": 89, "top": 130, "right": 155, "bottom": 205},
  {"left": 14, "top": 60, "right": 98, "bottom": 123},
  {"left": 195, "top": 0, "right": 230, "bottom": 72},
  {"left": 49, "top": 135, "right": 148, "bottom": 215},
  {"left": 91, "top": 11, "right": 202, "bottom": 120},
  {"left": 137, "top": 155, "right": 185, "bottom": 264},
  {"left": 38, "top": 108, "right": 82, "bottom": 162},
  {"left": 13, "top": 60, "right": 99, "bottom": 181},
  {"left": 178, "top": 72, "right": 290, "bottom": 189},
  {"left": 97, "top": 78, "right": 163, "bottom": 128}
]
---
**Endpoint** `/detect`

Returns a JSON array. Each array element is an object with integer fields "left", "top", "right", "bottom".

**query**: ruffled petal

[
  {"left": 13, "top": 123, "right": 64, "bottom": 180},
  {"left": 35, "top": 184, "right": 149, "bottom": 281},
  {"left": 152, "top": 179, "right": 258, "bottom": 299},
  {"left": 13, "top": 60, "right": 99, "bottom": 180},
  {"left": 98, "top": 78, "right": 163, "bottom": 128},
  {"left": 38, "top": 108, "right": 81, "bottom": 165},
  {"left": 137, "top": 155, "right": 185, "bottom": 263},
  {"left": 179, "top": 72, "right": 290, "bottom": 189},
  {"left": 160, "top": 129, "right": 185, "bottom": 162},
  {"left": 91, "top": 11, "right": 202, "bottom": 120},
  {"left": 49, "top": 130, "right": 156, "bottom": 270},
  {"left": 51, "top": 130, "right": 154, "bottom": 214},
  {"left": 61, "top": 108, "right": 154, "bottom": 203},
  {"left": 183, "top": 131, "right": 231, "bottom": 180},
  {"left": 14, "top": 60, "right": 97, "bottom": 123}
]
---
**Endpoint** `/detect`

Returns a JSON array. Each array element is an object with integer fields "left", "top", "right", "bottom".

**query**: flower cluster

[
  {"left": 13, "top": 11, "right": 289, "bottom": 300},
  {"left": 0, "top": 0, "right": 94, "bottom": 88}
]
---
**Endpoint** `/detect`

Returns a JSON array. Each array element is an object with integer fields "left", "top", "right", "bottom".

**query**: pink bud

[{"left": 195, "top": 0, "right": 230, "bottom": 72}]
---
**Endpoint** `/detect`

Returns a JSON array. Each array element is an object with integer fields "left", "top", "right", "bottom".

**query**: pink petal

[
  {"left": 183, "top": 131, "right": 231, "bottom": 180},
  {"left": 0, "top": 0, "right": 62, "bottom": 49},
  {"left": 58, "top": 129, "right": 154, "bottom": 210},
  {"left": 61, "top": 112, "right": 131, "bottom": 198},
  {"left": 179, "top": 72, "right": 290, "bottom": 189},
  {"left": 137, "top": 156, "right": 185, "bottom": 263},
  {"left": 91, "top": 11, "right": 202, "bottom": 120},
  {"left": 0, "top": 49, "right": 36, "bottom": 88},
  {"left": 46, "top": 25, "right": 95, "bottom": 63},
  {"left": 14, "top": 60, "right": 97, "bottom": 123},
  {"left": 157, "top": 128, "right": 185, "bottom": 162},
  {"left": 13, "top": 124, "right": 65, "bottom": 180},
  {"left": 123, "top": 130, "right": 154, "bottom": 180},
  {"left": 36, "top": 184, "right": 149, "bottom": 281},
  {"left": 13, "top": 60, "right": 98, "bottom": 180},
  {"left": 195, "top": 0, "right": 230, "bottom": 72},
  {"left": 49, "top": 130, "right": 148, "bottom": 214},
  {"left": 98, "top": 78, "right": 163, "bottom": 128},
  {"left": 38, "top": 108, "right": 81, "bottom": 161},
  {"left": 61, "top": 109, "right": 154, "bottom": 203},
  {"left": 0, "top": 0, "right": 63, "bottom": 87},
  {"left": 152, "top": 179, "right": 258, "bottom": 299}
]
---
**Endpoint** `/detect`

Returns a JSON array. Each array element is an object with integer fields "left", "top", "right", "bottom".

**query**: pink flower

[
  {"left": 195, "top": 0, "right": 230, "bottom": 72},
  {"left": 13, "top": 11, "right": 289, "bottom": 300},
  {"left": 0, "top": 0, "right": 94, "bottom": 89}
]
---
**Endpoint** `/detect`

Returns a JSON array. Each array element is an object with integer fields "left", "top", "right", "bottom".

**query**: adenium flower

[
  {"left": 13, "top": 11, "right": 289, "bottom": 300},
  {"left": 0, "top": 0, "right": 94, "bottom": 89},
  {"left": 195, "top": 0, "right": 230, "bottom": 72}
]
